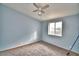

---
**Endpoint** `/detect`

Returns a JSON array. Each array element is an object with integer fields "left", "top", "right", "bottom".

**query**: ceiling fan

[{"left": 33, "top": 3, "right": 49, "bottom": 16}]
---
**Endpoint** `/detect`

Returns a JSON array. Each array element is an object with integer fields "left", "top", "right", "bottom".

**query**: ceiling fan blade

[
  {"left": 33, "top": 9, "right": 38, "bottom": 12},
  {"left": 41, "top": 10, "right": 45, "bottom": 13},
  {"left": 42, "top": 4, "right": 49, "bottom": 9},
  {"left": 33, "top": 3, "right": 39, "bottom": 8}
]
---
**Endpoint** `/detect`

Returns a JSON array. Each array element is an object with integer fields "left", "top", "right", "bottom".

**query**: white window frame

[{"left": 48, "top": 21, "right": 62, "bottom": 36}]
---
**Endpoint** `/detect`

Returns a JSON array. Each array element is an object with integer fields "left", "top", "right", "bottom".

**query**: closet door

[{"left": 71, "top": 37, "right": 79, "bottom": 54}]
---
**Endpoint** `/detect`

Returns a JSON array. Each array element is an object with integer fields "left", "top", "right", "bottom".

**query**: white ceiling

[{"left": 3, "top": 3, "right": 79, "bottom": 21}]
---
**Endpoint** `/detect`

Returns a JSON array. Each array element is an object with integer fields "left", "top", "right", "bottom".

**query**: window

[{"left": 48, "top": 21, "right": 62, "bottom": 36}]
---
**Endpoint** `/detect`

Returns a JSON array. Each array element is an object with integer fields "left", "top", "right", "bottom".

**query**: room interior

[{"left": 0, "top": 3, "right": 79, "bottom": 56}]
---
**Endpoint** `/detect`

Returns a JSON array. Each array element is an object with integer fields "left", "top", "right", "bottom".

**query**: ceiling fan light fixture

[
  {"left": 38, "top": 11, "right": 42, "bottom": 16},
  {"left": 33, "top": 3, "right": 49, "bottom": 16}
]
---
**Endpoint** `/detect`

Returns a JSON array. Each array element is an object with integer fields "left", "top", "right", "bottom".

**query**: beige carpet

[{"left": 0, "top": 41, "right": 79, "bottom": 56}]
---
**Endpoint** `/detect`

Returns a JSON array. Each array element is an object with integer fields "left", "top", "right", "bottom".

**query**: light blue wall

[
  {"left": 0, "top": 4, "right": 2, "bottom": 47},
  {"left": 42, "top": 14, "right": 79, "bottom": 53},
  {"left": 0, "top": 4, "right": 1, "bottom": 39},
  {"left": 0, "top": 4, "right": 41, "bottom": 51}
]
